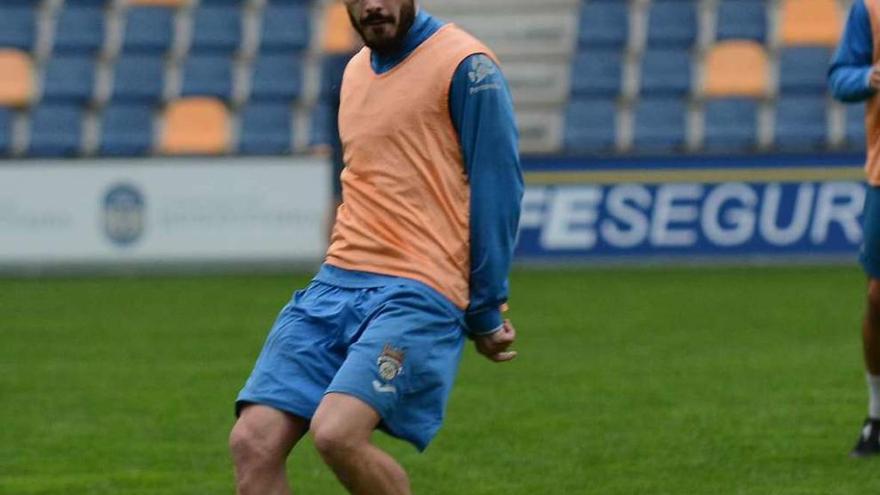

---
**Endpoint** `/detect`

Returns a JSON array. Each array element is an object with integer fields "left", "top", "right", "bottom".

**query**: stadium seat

[
  {"left": 122, "top": 7, "right": 175, "bottom": 54},
  {"left": 110, "top": 54, "right": 166, "bottom": 103},
  {"left": 322, "top": 1, "right": 359, "bottom": 54},
  {"left": 570, "top": 49, "right": 622, "bottom": 96},
  {"left": 190, "top": 5, "right": 242, "bottom": 54},
  {"left": 774, "top": 95, "right": 828, "bottom": 150},
  {"left": 633, "top": 98, "right": 687, "bottom": 153},
  {"left": 778, "top": 46, "right": 833, "bottom": 95},
  {"left": 647, "top": 0, "right": 697, "bottom": 48},
  {"left": 239, "top": 102, "right": 293, "bottom": 155},
  {"left": 250, "top": 54, "right": 304, "bottom": 102},
  {"left": 780, "top": 0, "right": 842, "bottom": 47},
  {"left": 41, "top": 55, "right": 96, "bottom": 105},
  {"left": 99, "top": 103, "right": 154, "bottom": 156},
  {"left": 53, "top": 6, "right": 105, "bottom": 54},
  {"left": 309, "top": 101, "right": 333, "bottom": 147},
  {"left": 846, "top": 103, "right": 866, "bottom": 150},
  {"left": 0, "top": 49, "right": 35, "bottom": 108},
  {"left": 640, "top": 49, "right": 691, "bottom": 97},
  {"left": 703, "top": 98, "right": 759, "bottom": 152},
  {"left": 716, "top": 0, "right": 767, "bottom": 42},
  {"left": 563, "top": 98, "right": 617, "bottom": 153},
  {"left": 260, "top": 5, "right": 311, "bottom": 53},
  {"left": 0, "top": 108, "right": 12, "bottom": 155},
  {"left": 160, "top": 97, "right": 230, "bottom": 155},
  {"left": 577, "top": 1, "right": 629, "bottom": 48},
  {"left": 28, "top": 104, "right": 83, "bottom": 157},
  {"left": 0, "top": 6, "right": 35, "bottom": 51},
  {"left": 703, "top": 41, "right": 768, "bottom": 97},
  {"left": 181, "top": 55, "right": 234, "bottom": 100}
]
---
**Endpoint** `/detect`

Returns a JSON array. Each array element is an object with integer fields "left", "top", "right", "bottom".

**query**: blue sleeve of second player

[
  {"left": 829, "top": 0, "right": 876, "bottom": 103},
  {"left": 449, "top": 54, "right": 524, "bottom": 336}
]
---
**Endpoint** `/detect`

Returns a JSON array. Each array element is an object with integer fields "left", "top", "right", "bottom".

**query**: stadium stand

[
  {"left": 0, "top": 109, "right": 12, "bottom": 156},
  {"left": 846, "top": 103, "right": 867, "bottom": 149},
  {"left": 0, "top": 0, "right": 855, "bottom": 158},
  {"left": 159, "top": 97, "right": 230, "bottom": 155}
]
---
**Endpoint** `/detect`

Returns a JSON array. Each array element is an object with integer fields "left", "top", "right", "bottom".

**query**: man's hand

[
  {"left": 474, "top": 319, "right": 517, "bottom": 363},
  {"left": 870, "top": 65, "right": 880, "bottom": 90}
]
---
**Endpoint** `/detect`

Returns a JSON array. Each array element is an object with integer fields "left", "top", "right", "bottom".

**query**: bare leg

[
  {"left": 229, "top": 404, "right": 309, "bottom": 495},
  {"left": 311, "top": 393, "right": 410, "bottom": 495}
]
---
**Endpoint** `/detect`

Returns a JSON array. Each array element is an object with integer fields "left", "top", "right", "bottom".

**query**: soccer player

[
  {"left": 228, "top": 0, "right": 523, "bottom": 493},
  {"left": 830, "top": 0, "right": 880, "bottom": 458}
]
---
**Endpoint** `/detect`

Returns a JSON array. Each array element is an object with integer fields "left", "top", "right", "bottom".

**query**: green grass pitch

[{"left": 2, "top": 266, "right": 880, "bottom": 494}]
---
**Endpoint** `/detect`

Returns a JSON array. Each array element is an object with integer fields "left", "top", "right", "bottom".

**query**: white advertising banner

[{"left": 0, "top": 157, "right": 330, "bottom": 268}]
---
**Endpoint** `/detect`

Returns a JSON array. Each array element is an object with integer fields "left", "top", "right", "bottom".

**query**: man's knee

[
  {"left": 310, "top": 417, "right": 362, "bottom": 462},
  {"left": 310, "top": 394, "right": 379, "bottom": 463},
  {"left": 229, "top": 406, "right": 304, "bottom": 469}
]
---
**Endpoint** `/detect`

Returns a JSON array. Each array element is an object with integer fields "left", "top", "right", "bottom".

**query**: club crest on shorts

[{"left": 377, "top": 344, "right": 405, "bottom": 382}]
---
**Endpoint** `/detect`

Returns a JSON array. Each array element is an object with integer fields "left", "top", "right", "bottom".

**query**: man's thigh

[
  {"left": 326, "top": 285, "right": 467, "bottom": 451},
  {"left": 235, "top": 282, "right": 363, "bottom": 421}
]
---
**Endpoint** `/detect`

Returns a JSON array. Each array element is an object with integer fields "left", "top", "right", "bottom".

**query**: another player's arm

[
  {"left": 449, "top": 54, "right": 524, "bottom": 362},
  {"left": 829, "top": 0, "right": 878, "bottom": 102}
]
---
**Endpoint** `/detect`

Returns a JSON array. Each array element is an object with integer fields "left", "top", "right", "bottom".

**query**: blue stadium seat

[
  {"left": 779, "top": 46, "right": 832, "bottom": 95},
  {"left": 239, "top": 102, "right": 292, "bottom": 155},
  {"left": 190, "top": 5, "right": 242, "bottom": 54},
  {"left": 647, "top": 1, "right": 697, "bottom": 48},
  {"left": 99, "top": 103, "right": 153, "bottom": 156},
  {"left": 0, "top": 108, "right": 12, "bottom": 156},
  {"left": 53, "top": 6, "right": 105, "bottom": 54},
  {"left": 28, "top": 104, "right": 83, "bottom": 157},
  {"left": 640, "top": 49, "right": 691, "bottom": 96},
  {"left": 41, "top": 55, "right": 96, "bottom": 104},
  {"left": 181, "top": 55, "right": 233, "bottom": 100},
  {"left": 774, "top": 95, "right": 828, "bottom": 150},
  {"left": 846, "top": 103, "right": 866, "bottom": 149},
  {"left": 0, "top": 7, "right": 35, "bottom": 50},
  {"left": 122, "top": 7, "right": 175, "bottom": 54},
  {"left": 250, "top": 54, "right": 304, "bottom": 102},
  {"left": 633, "top": 98, "right": 687, "bottom": 152},
  {"left": 111, "top": 54, "right": 165, "bottom": 103},
  {"left": 716, "top": 0, "right": 767, "bottom": 42},
  {"left": 260, "top": 5, "right": 311, "bottom": 53},
  {"left": 571, "top": 49, "right": 622, "bottom": 96},
  {"left": 578, "top": 1, "right": 629, "bottom": 48},
  {"left": 309, "top": 102, "right": 333, "bottom": 147},
  {"left": 703, "top": 98, "right": 759, "bottom": 152},
  {"left": 564, "top": 98, "right": 617, "bottom": 153}
]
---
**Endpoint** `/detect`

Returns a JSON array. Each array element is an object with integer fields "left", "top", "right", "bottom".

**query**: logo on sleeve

[{"left": 467, "top": 55, "right": 502, "bottom": 95}]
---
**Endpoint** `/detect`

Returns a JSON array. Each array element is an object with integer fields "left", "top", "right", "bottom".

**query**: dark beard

[{"left": 349, "top": 2, "right": 416, "bottom": 55}]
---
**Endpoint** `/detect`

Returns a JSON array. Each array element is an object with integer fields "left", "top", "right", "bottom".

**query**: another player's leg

[
  {"left": 229, "top": 404, "right": 309, "bottom": 495},
  {"left": 311, "top": 393, "right": 411, "bottom": 495},
  {"left": 853, "top": 186, "right": 880, "bottom": 457}
]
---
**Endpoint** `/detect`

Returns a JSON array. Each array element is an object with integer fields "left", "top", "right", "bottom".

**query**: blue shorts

[
  {"left": 236, "top": 266, "right": 467, "bottom": 451},
  {"left": 862, "top": 186, "right": 880, "bottom": 279}
]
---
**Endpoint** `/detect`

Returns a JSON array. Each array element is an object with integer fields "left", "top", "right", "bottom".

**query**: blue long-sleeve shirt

[
  {"left": 359, "top": 10, "right": 523, "bottom": 334},
  {"left": 829, "top": 0, "right": 877, "bottom": 102}
]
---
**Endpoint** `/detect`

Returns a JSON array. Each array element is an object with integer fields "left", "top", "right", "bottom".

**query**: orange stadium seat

[
  {"left": 703, "top": 40, "right": 769, "bottom": 98},
  {"left": 0, "top": 49, "right": 34, "bottom": 108},
  {"left": 322, "top": 2, "right": 359, "bottom": 54},
  {"left": 160, "top": 97, "right": 230, "bottom": 155},
  {"left": 780, "top": 0, "right": 842, "bottom": 46},
  {"left": 125, "top": 0, "right": 188, "bottom": 6}
]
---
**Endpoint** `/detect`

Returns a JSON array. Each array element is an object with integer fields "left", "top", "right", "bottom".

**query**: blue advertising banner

[{"left": 517, "top": 153, "right": 868, "bottom": 262}]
